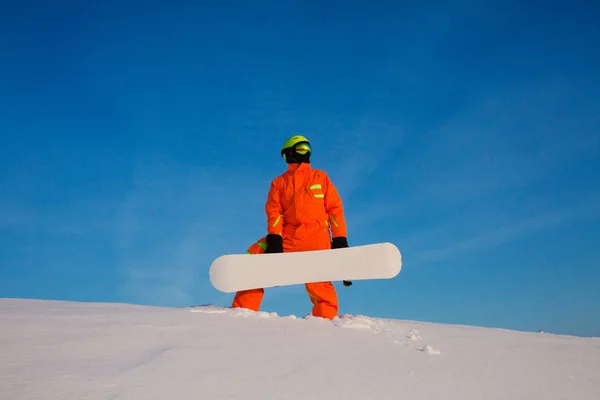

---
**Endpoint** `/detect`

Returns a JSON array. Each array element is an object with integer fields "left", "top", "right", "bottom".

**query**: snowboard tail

[{"left": 209, "top": 242, "right": 402, "bottom": 293}]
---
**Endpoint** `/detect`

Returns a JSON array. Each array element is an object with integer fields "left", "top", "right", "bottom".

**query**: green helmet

[{"left": 281, "top": 135, "right": 311, "bottom": 162}]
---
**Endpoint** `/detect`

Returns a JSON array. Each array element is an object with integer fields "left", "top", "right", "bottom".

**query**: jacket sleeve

[
  {"left": 265, "top": 179, "right": 284, "bottom": 236},
  {"left": 247, "top": 237, "right": 268, "bottom": 254},
  {"left": 323, "top": 173, "right": 347, "bottom": 238}
]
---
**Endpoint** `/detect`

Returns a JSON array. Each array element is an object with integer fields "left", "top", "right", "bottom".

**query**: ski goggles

[{"left": 293, "top": 142, "right": 311, "bottom": 155}]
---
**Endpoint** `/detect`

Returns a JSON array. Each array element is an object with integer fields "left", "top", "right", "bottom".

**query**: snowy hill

[{"left": 1, "top": 298, "right": 598, "bottom": 399}]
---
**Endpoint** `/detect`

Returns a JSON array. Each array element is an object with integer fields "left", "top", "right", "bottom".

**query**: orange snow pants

[{"left": 231, "top": 237, "right": 339, "bottom": 319}]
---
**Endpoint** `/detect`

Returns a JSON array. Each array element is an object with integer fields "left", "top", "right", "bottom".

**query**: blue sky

[{"left": 1, "top": 1, "right": 599, "bottom": 337}]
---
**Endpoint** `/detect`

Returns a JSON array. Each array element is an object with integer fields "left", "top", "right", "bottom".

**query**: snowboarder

[{"left": 231, "top": 135, "right": 350, "bottom": 319}]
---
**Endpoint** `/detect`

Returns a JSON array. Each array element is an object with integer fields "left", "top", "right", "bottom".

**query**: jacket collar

[{"left": 286, "top": 162, "right": 311, "bottom": 174}]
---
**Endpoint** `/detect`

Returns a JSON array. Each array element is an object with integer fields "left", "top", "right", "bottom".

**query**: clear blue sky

[{"left": 1, "top": 1, "right": 599, "bottom": 337}]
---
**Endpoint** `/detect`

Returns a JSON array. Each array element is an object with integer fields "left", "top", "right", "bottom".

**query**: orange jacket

[{"left": 265, "top": 163, "right": 347, "bottom": 242}]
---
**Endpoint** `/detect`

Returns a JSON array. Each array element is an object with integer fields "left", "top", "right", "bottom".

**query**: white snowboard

[{"left": 209, "top": 242, "right": 402, "bottom": 293}]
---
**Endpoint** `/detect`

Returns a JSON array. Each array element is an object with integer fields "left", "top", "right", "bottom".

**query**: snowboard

[{"left": 209, "top": 242, "right": 402, "bottom": 293}]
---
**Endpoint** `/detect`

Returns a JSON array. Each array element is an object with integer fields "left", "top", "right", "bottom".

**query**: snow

[{"left": 1, "top": 299, "right": 599, "bottom": 399}]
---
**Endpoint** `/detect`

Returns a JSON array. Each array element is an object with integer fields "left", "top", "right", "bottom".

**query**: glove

[
  {"left": 265, "top": 234, "right": 283, "bottom": 253},
  {"left": 332, "top": 237, "right": 351, "bottom": 286},
  {"left": 331, "top": 236, "right": 348, "bottom": 249}
]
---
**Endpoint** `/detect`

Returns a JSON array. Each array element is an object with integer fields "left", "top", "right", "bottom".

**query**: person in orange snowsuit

[{"left": 232, "top": 135, "right": 351, "bottom": 319}]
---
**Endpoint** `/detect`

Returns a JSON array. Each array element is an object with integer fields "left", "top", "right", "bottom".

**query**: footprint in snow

[
  {"left": 407, "top": 328, "right": 422, "bottom": 341},
  {"left": 419, "top": 345, "right": 442, "bottom": 355},
  {"left": 332, "top": 315, "right": 378, "bottom": 331}
]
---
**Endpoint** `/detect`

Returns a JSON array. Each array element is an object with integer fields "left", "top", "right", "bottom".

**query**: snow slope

[{"left": 1, "top": 298, "right": 598, "bottom": 399}]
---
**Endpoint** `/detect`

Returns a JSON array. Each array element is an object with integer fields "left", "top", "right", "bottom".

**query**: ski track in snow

[{"left": 190, "top": 304, "right": 443, "bottom": 355}]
